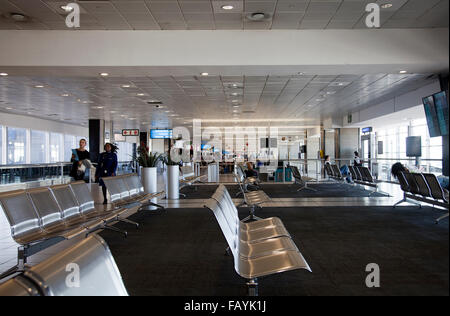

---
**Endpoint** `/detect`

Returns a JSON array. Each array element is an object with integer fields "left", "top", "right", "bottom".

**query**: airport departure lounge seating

[
  {"left": 324, "top": 163, "right": 346, "bottom": 183},
  {"left": 101, "top": 174, "right": 165, "bottom": 213},
  {"left": 290, "top": 165, "right": 317, "bottom": 192},
  {"left": 0, "top": 180, "right": 133, "bottom": 280},
  {"left": 348, "top": 166, "right": 388, "bottom": 196},
  {"left": 180, "top": 165, "right": 206, "bottom": 187},
  {"left": 235, "top": 173, "right": 270, "bottom": 222},
  {"left": 394, "top": 171, "right": 449, "bottom": 223},
  {"left": 0, "top": 234, "right": 128, "bottom": 296},
  {"left": 204, "top": 185, "right": 311, "bottom": 296},
  {"left": 235, "top": 164, "right": 260, "bottom": 195}
]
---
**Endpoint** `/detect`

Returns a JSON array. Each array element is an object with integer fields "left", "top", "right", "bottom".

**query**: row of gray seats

[
  {"left": 234, "top": 172, "right": 270, "bottom": 222},
  {"left": 205, "top": 185, "right": 311, "bottom": 296},
  {"left": 0, "top": 234, "right": 128, "bottom": 296},
  {"left": 395, "top": 171, "right": 449, "bottom": 223},
  {"left": 101, "top": 174, "right": 165, "bottom": 213},
  {"left": 179, "top": 165, "right": 207, "bottom": 197},
  {"left": 235, "top": 164, "right": 260, "bottom": 195},
  {"left": 290, "top": 165, "right": 317, "bottom": 192},
  {"left": 0, "top": 173, "right": 163, "bottom": 280}
]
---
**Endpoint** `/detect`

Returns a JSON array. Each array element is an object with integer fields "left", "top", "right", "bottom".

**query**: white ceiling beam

[{"left": 0, "top": 29, "right": 448, "bottom": 75}]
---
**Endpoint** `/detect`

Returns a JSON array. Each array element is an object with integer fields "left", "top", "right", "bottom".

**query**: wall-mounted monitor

[
  {"left": 150, "top": 129, "right": 173, "bottom": 139},
  {"left": 433, "top": 91, "right": 449, "bottom": 136},
  {"left": 422, "top": 91, "right": 448, "bottom": 137},
  {"left": 406, "top": 136, "right": 422, "bottom": 157}
]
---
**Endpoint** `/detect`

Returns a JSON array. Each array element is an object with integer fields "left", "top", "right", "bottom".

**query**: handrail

[{"left": 0, "top": 161, "right": 134, "bottom": 169}]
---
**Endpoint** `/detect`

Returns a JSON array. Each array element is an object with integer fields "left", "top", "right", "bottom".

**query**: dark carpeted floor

[
  {"left": 180, "top": 183, "right": 386, "bottom": 199},
  {"left": 100, "top": 205, "right": 449, "bottom": 296}
]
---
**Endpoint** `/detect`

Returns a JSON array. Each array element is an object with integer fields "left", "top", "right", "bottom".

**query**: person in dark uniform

[
  {"left": 95, "top": 143, "right": 118, "bottom": 204},
  {"left": 70, "top": 139, "right": 90, "bottom": 181}
]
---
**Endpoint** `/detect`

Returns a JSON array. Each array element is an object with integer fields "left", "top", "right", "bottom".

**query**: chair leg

[
  {"left": 393, "top": 197, "right": 407, "bottom": 208},
  {"left": 247, "top": 278, "right": 259, "bottom": 297},
  {"left": 436, "top": 213, "right": 449, "bottom": 224},
  {"left": 103, "top": 225, "right": 128, "bottom": 237},
  {"left": 118, "top": 218, "right": 139, "bottom": 229}
]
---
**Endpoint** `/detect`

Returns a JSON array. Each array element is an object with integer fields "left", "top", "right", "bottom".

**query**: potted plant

[
  {"left": 136, "top": 143, "right": 162, "bottom": 195},
  {"left": 163, "top": 150, "right": 181, "bottom": 200}
]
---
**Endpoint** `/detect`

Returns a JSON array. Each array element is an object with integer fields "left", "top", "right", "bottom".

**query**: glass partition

[
  {"left": 7, "top": 127, "right": 26, "bottom": 164},
  {"left": 31, "top": 130, "right": 47, "bottom": 163}
]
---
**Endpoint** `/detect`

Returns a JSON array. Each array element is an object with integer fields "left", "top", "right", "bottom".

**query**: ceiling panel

[
  {"left": 0, "top": 0, "right": 446, "bottom": 30},
  {"left": 0, "top": 73, "right": 436, "bottom": 130}
]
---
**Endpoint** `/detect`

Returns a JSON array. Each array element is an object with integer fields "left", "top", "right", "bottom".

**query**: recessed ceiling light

[
  {"left": 99, "top": 72, "right": 109, "bottom": 77},
  {"left": 200, "top": 72, "right": 209, "bottom": 76},
  {"left": 121, "top": 85, "right": 131, "bottom": 88},
  {"left": 95, "top": 106, "right": 104, "bottom": 109},
  {"left": 137, "top": 93, "right": 145, "bottom": 96},
  {"left": 0, "top": 73, "right": 8, "bottom": 77},
  {"left": 60, "top": 5, "right": 74, "bottom": 12},
  {"left": 233, "top": 105, "right": 240, "bottom": 108},
  {"left": 399, "top": 70, "right": 408, "bottom": 74},
  {"left": 10, "top": 13, "right": 27, "bottom": 22},
  {"left": 221, "top": 5, "right": 234, "bottom": 10},
  {"left": 34, "top": 85, "right": 44, "bottom": 88},
  {"left": 381, "top": 3, "right": 393, "bottom": 9}
]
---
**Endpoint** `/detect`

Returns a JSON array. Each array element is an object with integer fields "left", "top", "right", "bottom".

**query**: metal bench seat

[
  {"left": 0, "top": 275, "right": 40, "bottom": 296},
  {"left": 50, "top": 184, "right": 110, "bottom": 230},
  {"left": 209, "top": 187, "right": 291, "bottom": 242},
  {"left": 0, "top": 234, "right": 128, "bottom": 296},
  {"left": 102, "top": 175, "right": 165, "bottom": 212},
  {"left": 205, "top": 185, "right": 311, "bottom": 296},
  {"left": 122, "top": 174, "right": 164, "bottom": 202},
  {"left": 394, "top": 172, "right": 449, "bottom": 223}
]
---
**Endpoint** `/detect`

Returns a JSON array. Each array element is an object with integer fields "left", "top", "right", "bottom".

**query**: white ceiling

[
  {"left": 0, "top": 72, "right": 436, "bottom": 132},
  {"left": 0, "top": 0, "right": 448, "bottom": 30}
]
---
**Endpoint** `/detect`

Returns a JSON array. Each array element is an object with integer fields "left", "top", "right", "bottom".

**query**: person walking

[{"left": 70, "top": 138, "right": 90, "bottom": 181}]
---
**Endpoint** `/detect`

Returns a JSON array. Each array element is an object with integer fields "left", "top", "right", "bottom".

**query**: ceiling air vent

[{"left": 246, "top": 12, "right": 272, "bottom": 22}]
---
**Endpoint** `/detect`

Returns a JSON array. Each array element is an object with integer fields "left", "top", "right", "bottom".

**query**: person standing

[
  {"left": 70, "top": 139, "right": 90, "bottom": 181},
  {"left": 95, "top": 143, "right": 118, "bottom": 205}
]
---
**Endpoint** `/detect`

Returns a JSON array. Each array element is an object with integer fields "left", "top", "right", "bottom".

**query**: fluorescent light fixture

[
  {"left": 221, "top": 5, "right": 234, "bottom": 10},
  {"left": 0, "top": 73, "right": 8, "bottom": 76},
  {"left": 121, "top": 85, "right": 131, "bottom": 88},
  {"left": 61, "top": 5, "right": 74, "bottom": 12},
  {"left": 137, "top": 93, "right": 145, "bottom": 96},
  {"left": 99, "top": 72, "right": 109, "bottom": 77},
  {"left": 399, "top": 70, "right": 408, "bottom": 74},
  {"left": 34, "top": 85, "right": 44, "bottom": 88},
  {"left": 61, "top": 94, "right": 70, "bottom": 97},
  {"left": 200, "top": 72, "right": 209, "bottom": 76}
]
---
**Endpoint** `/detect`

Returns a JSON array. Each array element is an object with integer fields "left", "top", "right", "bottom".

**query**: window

[
  {"left": 116, "top": 142, "right": 135, "bottom": 162},
  {"left": 7, "top": 127, "right": 26, "bottom": 164},
  {"left": 64, "top": 135, "right": 77, "bottom": 162},
  {"left": 31, "top": 130, "right": 47, "bottom": 163},
  {"left": 50, "top": 133, "right": 63, "bottom": 162}
]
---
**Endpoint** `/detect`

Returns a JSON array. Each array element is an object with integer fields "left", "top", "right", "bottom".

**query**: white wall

[
  {"left": 0, "top": 29, "right": 448, "bottom": 75},
  {"left": 343, "top": 81, "right": 442, "bottom": 126},
  {"left": 0, "top": 112, "right": 88, "bottom": 136},
  {"left": 340, "top": 128, "right": 359, "bottom": 159}
]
